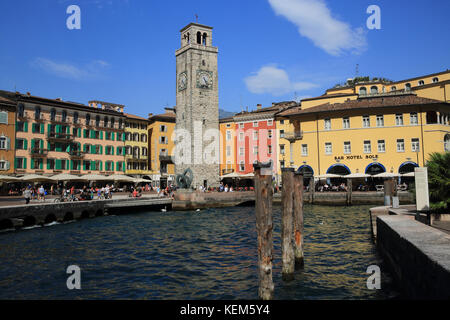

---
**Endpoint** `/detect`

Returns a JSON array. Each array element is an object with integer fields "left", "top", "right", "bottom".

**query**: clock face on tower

[
  {"left": 178, "top": 72, "right": 187, "bottom": 91},
  {"left": 196, "top": 70, "right": 213, "bottom": 89}
]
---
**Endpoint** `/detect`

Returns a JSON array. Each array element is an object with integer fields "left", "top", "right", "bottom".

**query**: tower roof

[{"left": 180, "top": 22, "right": 213, "bottom": 32}]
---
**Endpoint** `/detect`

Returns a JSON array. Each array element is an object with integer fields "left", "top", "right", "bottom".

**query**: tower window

[
  {"left": 202, "top": 33, "right": 207, "bottom": 46},
  {"left": 197, "top": 32, "right": 202, "bottom": 44}
]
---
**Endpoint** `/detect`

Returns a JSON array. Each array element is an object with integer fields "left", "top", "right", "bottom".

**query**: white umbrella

[
  {"left": 51, "top": 173, "right": 83, "bottom": 181},
  {"left": 241, "top": 172, "right": 254, "bottom": 178},
  {"left": 401, "top": 172, "right": 415, "bottom": 177},
  {"left": 373, "top": 172, "right": 399, "bottom": 178},
  {"left": 344, "top": 173, "right": 371, "bottom": 178},
  {"left": 20, "top": 174, "right": 56, "bottom": 182},
  {"left": 220, "top": 172, "right": 240, "bottom": 179},
  {"left": 107, "top": 174, "right": 135, "bottom": 182},
  {"left": 80, "top": 174, "right": 111, "bottom": 181},
  {"left": 316, "top": 173, "right": 342, "bottom": 179},
  {"left": 0, "top": 175, "right": 20, "bottom": 182},
  {"left": 133, "top": 178, "right": 152, "bottom": 183}
]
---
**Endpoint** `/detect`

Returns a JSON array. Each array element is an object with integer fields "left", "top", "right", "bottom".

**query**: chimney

[{"left": 256, "top": 104, "right": 262, "bottom": 110}]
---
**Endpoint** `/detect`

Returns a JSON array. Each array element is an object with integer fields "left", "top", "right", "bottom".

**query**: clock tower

[{"left": 175, "top": 23, "right": 220, "bottom": 188}]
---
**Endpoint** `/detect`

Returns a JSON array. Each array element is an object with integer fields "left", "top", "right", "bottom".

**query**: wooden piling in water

[
  {"left": 253, "top": 162, "right": 274, "bottom": 300},
  {"left": 384, "top": 178, "right": 394, "bottom": 206},
  {"left": 346, "top": 178, "right": 352, "bottom": 205},
  {"left": 293, "top": 172, "right": 304, "bottom": 268},
  {"left": 281, "top": 168, "right": 295, "bottom": 280},
  {"left": 309, "top": 178, "right": 315, "bottom": 204}
]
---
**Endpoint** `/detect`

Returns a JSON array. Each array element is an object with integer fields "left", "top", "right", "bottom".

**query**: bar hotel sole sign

[{"left": 334, "top": 154, "right": 379, "bottom": 160}]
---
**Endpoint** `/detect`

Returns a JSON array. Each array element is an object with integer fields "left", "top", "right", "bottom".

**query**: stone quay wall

[{"left": 377, "top": 215, "right": 450, "bottom": 299}]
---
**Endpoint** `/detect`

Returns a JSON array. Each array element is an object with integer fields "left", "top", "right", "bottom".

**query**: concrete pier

[{"left": 377, "top": 215, "right": 450, "bottom": 299}]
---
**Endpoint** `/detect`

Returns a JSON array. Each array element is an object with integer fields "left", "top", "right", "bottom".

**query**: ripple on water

[{"left": 0, "top": 204, "right": 396, "bottom": 299}]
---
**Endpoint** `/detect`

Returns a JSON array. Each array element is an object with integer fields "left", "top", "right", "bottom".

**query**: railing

[
  {"left": 50, "top": 115, "right": 67, "bottom": 123},
  {"left": 284, "top": 131, "right": 303, "bottom": 141},
  {"left": 159, "top": 155, "right": 173, "bottom": 163},
  {"left": 359, "top": 90, "right": 415, "bottom": 98},
  {"left": 68, "top": 150, "right": 86, "bottom": 158},
  {"left": 30, "top": 148, "right": 48, "bottom": 157},
  {"left": 47, "top": 132, "right": 74, "bottom": 140}
]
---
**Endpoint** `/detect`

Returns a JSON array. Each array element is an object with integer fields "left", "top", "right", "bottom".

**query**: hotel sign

[{"left": 335, "top": 154, "right": 378, "bottom": 160}]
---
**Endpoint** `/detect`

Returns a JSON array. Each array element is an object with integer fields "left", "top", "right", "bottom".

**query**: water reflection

[{"left": 0, "top": 205, "right": 397, "bottom": 299}]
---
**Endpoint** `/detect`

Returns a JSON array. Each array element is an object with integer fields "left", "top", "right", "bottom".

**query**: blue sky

[{"left": 0, "top": 0, "right": 449, "bottom": 117}]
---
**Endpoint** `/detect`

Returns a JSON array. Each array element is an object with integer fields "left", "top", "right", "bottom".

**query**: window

[
  {"left": 253, "top": 146, "right": 258, "bottom": 155},
  {"left": 395, "top": 114, "right": 404, "bottom": 126},
  {"left": 268, "top": 120, "right": 273, "bottom": 126},
  {"left": 18, "top": 104, "right": 24, "bottom": 117},
  {"left": 405, "top": 83, "right": 411, "bottom": 91},
  {"left": 226, "top": 130, "right": 231, "bottom": 141},
  {"left": 325, "top": 142, "right": 332, "bottom": 155},
  {"left": 85, "top": 113, "right": 90, "bottom": 125},
  {"left": 370, "top": 86, "right": 378, "bottom": 94},
  {"left": 344, "top": 141, "right": 351, "bottom": 154},
  {"left": 324, "top": 118, "right": 331, "bottom": 130},
  {"left": 16, "top": 121, "right": 26, "bottom": 132},
  {"left": 280, "top": 130, "right": 285, "bottom": 138},
  {"left": 0, "top": 160, "right": 9, "bottom": 171},
  {"left": 226, "top": 146, "right": 231, "bottom": 157},
  {"left": 411, "top": 138, "right": 420, "bottom": 152},
  {"left": 410, "top": 112, "right": 418, "bottom": 125},
  {"left": 342, "top": 117, "right": 350, "bottom": 129},
  {"left": 253, "top": 121, "right": 258, "bottom": 127},
  {"left": 62, "top": 111, "right": 67, "bottom": 122},
  {"left": 364, "top": 141, "right": 371, "bottom": 153},
  {"left": 73, "top": 112, "right": 78, "bottom": 124},
  {"left": 239, "top": 147, "right": 244, "bottom": 156},
  {"left": 397, "top": 139, "right": 405, "bottom": 152},
  {"left": 239, "top": 161, "right": 245, "bottom": 171},
  {"left": 376, "top": 115, "right": 384, "bottom": 127},
  {"left": 378, "top": 140, "right": 385, "bottom": 152},
  {"left": 160, "top": 136, "right": 167, "bottom": 144},
  {"left": 141, "top": 134, "right": 147, "bottom": 142},
  {"left": 268, "top": 145, "right": 272, "bottom": 154},
  {"left": 160, "top": 125, "right": 167, "bottom": 132},
  {"left": 301, "top": 144, "right": 308, "bottom": 156},
  {"left": 95, "top": 115, "right": 100, "bottom": 127},
  {"left": 239, "top": 132, "right": 244, "bottom": 141},
  {"left": 0, "top": 111, "right": 7, "bottom": 124},
  {"left": 280, "top": 160, "right": 285, "bottom": 169},
  {"left": 391, "top": 86, "right": 397, "bottom": 91},
  {"left": 226, "top": 123, "right": 231, "bottom": 128},
  {"left": 359, "top": 87, "right": 367, "bottom": 95},
  {"left": 34, "top": 106, "right": 41, "bottom": 120},
  {"left": 280, "top": 120, "right": 285, "bottom": 125},
  {"left": 280, "top": 144, "right": 285, "bottom": 155},
  {"left": 16, "top": 138, "right": 26, "bottom": 150},
  {"left": 253, "top": 130, "right": 258, "bottom": 140},
  {"left": 16, "top": 157, "right": 25, "bottom": 169},
  {"left": 362, "top": 115, "right": 370, "bottom": 128},
  {"left": 239, "top": 123, "right": 244, "bottom": 129},
  {"left": 432, "top": 77, "right": 439, "bottom": 83},
  {"left": 418, "top": 80, "right": 424, "bottom": 86},
  {"left": 268, "top": 130, "right": 273, "bottom": 139},
  {"left": 0, "top": 136, "right": 7, "bottom": 149},
  {"left": 105, "top": 161, "right": 114, "bottom": 171},
  {"left": 104, "top": 117, "right": 109, "bottom": 127}
]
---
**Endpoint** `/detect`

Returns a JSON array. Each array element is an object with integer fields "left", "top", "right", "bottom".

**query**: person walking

[
  {"left": 38, "top": 185, "right": 45, "bottom": 202},
  {"left": 24, "top": 186, "right": 32, "bottom": 204}
]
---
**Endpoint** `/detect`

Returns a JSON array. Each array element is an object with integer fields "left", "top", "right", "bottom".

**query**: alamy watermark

[
  {"left": 66, "top": 5, "right": 81, "bottom": 30},
  {"left": 366, "top": 265, "right": 381, "bottom": 290},
  {"left": 66, "top": 265, "right": 81, "bottom": 290},
  {"left": 366, "top": 5, "right": 381, "bottom": 30}
]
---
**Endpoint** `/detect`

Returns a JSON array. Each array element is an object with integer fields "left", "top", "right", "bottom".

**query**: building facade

[
  {"left": 124, "top": 113, "right": 150, "bottom": 177},
  {"left": 276, "top": 93, "right": 450, "bottom": 181},
  {"left": 219, "top": 117, "right": 236, "bottom": 176},
  {"left": 0, "top": 96, "right": 16, "bottom": 174},
  {"left": 148, "top": 108, "right": 176, "bottom": 188},
  {"left": 175, "top": 23, "right": 220, "bottom": 188},
  {"left": 5, "top": 92, "right": 127, "bottom": 175}
]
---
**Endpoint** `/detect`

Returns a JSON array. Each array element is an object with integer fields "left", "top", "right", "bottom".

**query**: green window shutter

[
  {"left": 70, "top": 160, "right": 74, "bottom": 170},
  {"left": 40, "top": 140, "right": 44, "bottom": 150},
  {"left": 56, "top": 125, "right": 61, "bottom": 133},
  {"left": 14, "top": 158, "right": 17, "bottom": 169},
  {"left": 39, "top": 160, "right": 43, "bottom": 170},
  {"left": 123, "top": 162, "right": 125, "bottom": 172},
  {"left": 32, "top": 124, "right": 36, "bottom": 133},
  {"left": 67, "top": 126, "right": 70, "bottom": 134},
  {"left": 99, "top": 161, "right": 103, "bottom": 171},
  {"left": 83, "top": 129, "right": 87, "bottom": 138},
  {"left": 111, "top": 132, "right": 115, "bottom": 141},
  {"left": 55, "top": 159, "right": 61, "bottom": 170},
  {"left": 100, "top": 131, "right": 103, "bottom": 140},
  {"left": 116, "top": 146, "right": 119, "bottom": 155},
  {"left": 6, "top": 137, "right": 10, "bottom": 150},
  {"left": 23, "top": 158, "right": 27, "bottom": 169},
  {"left": 90, "top": 161, "right": 95, "bottom": 170},
  {"left": 24, "top": 122, "right": 28, "bottom": 132},
  {"left": 78, "top": 128, "right": 81, "bottom": 137},
  {"left": 83, "top": 144, "right": 87, "bottom": 152},
  {"left": 31, "top": 159, "right": 34, "bottom": 170},
  {"left": 111, "top": 146, "right": 114, "bottom": 155},
  {"left": 40, "top": 124, "right": 45, "bottom": 134},
  {"left": 116, "top": 162, "right": 119, "bottom": 171},
  {"left": 23, "top": 139, "right": 28, "bottom": 150},
  {"left": 31, "top": 139, "right": 35, "bottom": 150},
  {"left": 122, "top": 133, "right": 125, "bottom": 142}
]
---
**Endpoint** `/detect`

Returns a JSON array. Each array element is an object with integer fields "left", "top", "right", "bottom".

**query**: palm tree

[{"left": 426, "top": 152, "right": 450, "bottom": 211}]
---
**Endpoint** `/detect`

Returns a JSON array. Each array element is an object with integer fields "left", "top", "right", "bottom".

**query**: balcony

[
  {"left": 50, "top": 115, "right": 67, "bottom": 124},
  {"left": 222, "top": 168, "right": 234, "bottom": 175},
  {"left": 284, "top": 131, "right": 303, "bottom": 141},
  {"left": 47, "top": 132, "right": 74, "bottom": 141},
  {"left": 68, "top": 150, "right": 86, "bottom": 159},
  {"left": 30, "top": 148, "right": 48, "bottom": 157},
  {"left": 159, "top": 154, "right": 173, "bottom": 163}
]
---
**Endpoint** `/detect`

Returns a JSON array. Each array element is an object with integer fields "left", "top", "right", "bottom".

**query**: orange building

[{"left": 0, "top": 95, "right": 16, "bottom": 174}]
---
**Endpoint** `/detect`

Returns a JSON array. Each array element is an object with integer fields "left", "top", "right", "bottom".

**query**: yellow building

[
  {"left": 148, "top": 108, "right": 176, "bottom": 188},
  {"left": 219, "top": 117, "right": 236, "bottom": 176},
  {"left": 124, "top": 114, "right": 150, "bottom": 177},
  {"left": 276, "top": 93, "right": 450, "bottom": 185}
]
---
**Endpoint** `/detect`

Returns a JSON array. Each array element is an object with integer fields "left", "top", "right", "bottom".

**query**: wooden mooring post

[
  {"left": 253, "top": 162, "right": 274, "bottom": 300},
  {"left": 346, "top": 178, "right": 352, "bottom": 205},
  {"left": 309, "top": 178, "right": 315, "bottom": 204},
  {"left": 293, "top": 172, "right": 304, "bottom": 268},
  {"left": 281, "top": 168, "right": 295, "bottom": 280},
  {"left": 384, "top": 178, "right": 395, "bottom": 206}
]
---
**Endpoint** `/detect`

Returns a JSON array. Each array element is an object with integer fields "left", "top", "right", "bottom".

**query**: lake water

[{"left": 0, "top": 204, "right": 398, "bottom": 299}]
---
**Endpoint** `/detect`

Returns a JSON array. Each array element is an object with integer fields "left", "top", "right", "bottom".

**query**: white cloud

[
  {"left": 31, "top": 58, "right": 109, "bottom": 80},
  {"left": 245, "top": 65, "right": 318, "bottom": 96},
  {"left": 268, "top": 0, "right": 367, "bottom": 56}
]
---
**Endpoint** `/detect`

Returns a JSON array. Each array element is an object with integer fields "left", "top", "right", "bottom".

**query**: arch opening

[{"left": 365, "top": 162, "right": 386, "bottom": 175}]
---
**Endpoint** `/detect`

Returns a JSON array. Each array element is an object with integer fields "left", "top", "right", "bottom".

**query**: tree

[{"left": 426, "top": 152, "right": 450, "bottom": 212}]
